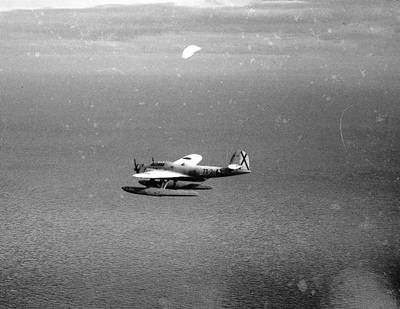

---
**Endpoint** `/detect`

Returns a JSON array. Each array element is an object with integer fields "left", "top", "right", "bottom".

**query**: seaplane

[{"left": 122, "top": 150, "right": 251, "bottom": 196}]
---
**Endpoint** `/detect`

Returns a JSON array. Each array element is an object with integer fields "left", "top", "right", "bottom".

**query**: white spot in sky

[
  {"left": 360, "top": 69, "right": 367, "bottom": 78},
  {"left": 181, "top": 45, "right": 201, "bottom": 59}
]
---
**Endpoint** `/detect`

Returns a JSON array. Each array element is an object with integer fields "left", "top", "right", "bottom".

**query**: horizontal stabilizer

[{"left": 227, "top": 164, "right": 241, "bottom": 170}]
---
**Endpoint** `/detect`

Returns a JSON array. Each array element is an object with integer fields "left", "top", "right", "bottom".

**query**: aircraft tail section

[{"left": 228, "top": 150, "right": 250, "bottom": 171}]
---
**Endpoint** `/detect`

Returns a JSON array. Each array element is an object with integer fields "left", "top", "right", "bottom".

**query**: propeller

[{"left": 133, "top": 158, "right": 141, "bottom": 173}]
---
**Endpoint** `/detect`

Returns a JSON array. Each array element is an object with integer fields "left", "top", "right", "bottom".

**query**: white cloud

[
  {"left": 0, "top": 0, "right": 168, "bottom": 11},
  {"left": 0, "top": 0, "right": 304, "bottom": 11}
]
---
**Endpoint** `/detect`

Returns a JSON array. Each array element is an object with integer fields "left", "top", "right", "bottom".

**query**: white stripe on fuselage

[{"left": 146, "top": 161, "right": 245, "bottom": 179}]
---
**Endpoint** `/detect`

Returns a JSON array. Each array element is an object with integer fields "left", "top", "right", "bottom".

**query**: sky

[
  {"left": 0, "top": 0, "right": 265, "bottom": 11},
  {"left": 1, "top": 0, "right": 398, "bottom": 62}
]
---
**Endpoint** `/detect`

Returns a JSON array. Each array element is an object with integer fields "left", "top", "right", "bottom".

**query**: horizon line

[{"left": 0, "top": 0, "right": 306, "bottom": 13}]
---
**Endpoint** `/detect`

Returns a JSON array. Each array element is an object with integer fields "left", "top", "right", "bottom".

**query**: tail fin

[{"left": 228, "top": 150, "right": 250, "bottom": 171}]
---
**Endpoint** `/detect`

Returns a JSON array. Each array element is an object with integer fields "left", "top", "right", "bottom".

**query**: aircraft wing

[
  {"left": 133, "top": 170, "right": 190, "bottom": 179},
  {"left": 173, "top": 154, "right": 202, "bottom": 166}
]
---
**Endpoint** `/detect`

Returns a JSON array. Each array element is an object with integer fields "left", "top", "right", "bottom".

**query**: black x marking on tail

[{"left": 240, "top": 151, "right": 249, "bottom": 170}]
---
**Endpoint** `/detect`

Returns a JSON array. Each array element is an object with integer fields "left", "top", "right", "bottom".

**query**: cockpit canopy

[{"left": 150, "top": 161, "right": 165, "bottom": 167}]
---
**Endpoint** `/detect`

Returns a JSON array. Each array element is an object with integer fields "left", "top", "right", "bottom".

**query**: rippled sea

[{"left": 1, "top": 66, "right": 400, "bottom": 308}]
